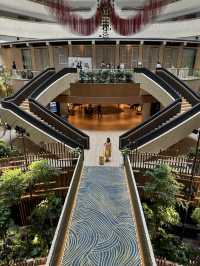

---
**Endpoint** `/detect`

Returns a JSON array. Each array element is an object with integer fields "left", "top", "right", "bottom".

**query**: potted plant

[
  {"left": 101, "top": 70, "right": 109, "bottom": 82},
  {"left": 116, "top": 71, "right": 124, "bottom": 83},
  {"left": 21, "top": 71, "right": 27, "bottom": 79},
  {"left": 125, "top": 72, "right": 132, "bottom": 82},
  {"left": 95, "top": 71, "right": 102, "bottom": 83},
  {"left": 27, "top": 70, "right": 33, "bottom": 79},
  {"left": 79, "top": 70, "right": 85, "bottom": 83},
  {"left": 87, "top": 71, "right": 94, "bottom": 83},
  {"left": 109, "top": 71, "right": 115, "bottom": 83}
]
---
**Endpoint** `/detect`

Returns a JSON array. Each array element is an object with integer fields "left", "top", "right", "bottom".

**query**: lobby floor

[
  {"left": 68, "top": 106, "right": 142, "bottom": 131},
  {"left": 84, "top": 130, "right": 124, "bottom": 167}
]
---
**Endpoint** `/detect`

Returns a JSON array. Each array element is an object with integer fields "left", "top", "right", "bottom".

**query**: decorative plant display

[
  {"left": 0, "top": 71, "right": 13, "bottom": 97},
  {"left": 125, "top": 72, "right": 133, "bottom": 82},
  {"left": 79, "top": 70, "right": 133, "bottom": 83}
]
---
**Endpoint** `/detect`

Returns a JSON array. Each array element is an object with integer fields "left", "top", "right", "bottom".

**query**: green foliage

[
  {"left": 0, "top": 71, "right": 12, "bottom": 97},
  {"left": 121, "top": 148, "right": 130, "bottom": 156},
  {"left": 80, "top": 70, "right": 133, "bottom": 83},
  {"left": 143, "top": 165, "right": 182, "bottom": 239},
  {"left": 101, "top": 70, "right": 109, "bottom": 82},
  {"left": 0, "top": 201, "right": 12, "bottom": 240},
  {"left": 0, "top": 140, "right": 11, "bottom": 158},
  {"left": 26, "top": 160, "right": 59, "bottom": 186},
  {"left": 158, "top": 206, "right": 180, "bottom": 226},
  {"left": 153, "top": 234, "right": 198, "bottom": 265},
  {"left": 0, "top": 168, "right": 27, "bottom": 206},
  {"left": 125, "top": 71, "right": 132, "bottom": 82},
  {"left": 191, "top": 207, "right": 200, "bottom": 225},
  {"left": 0, "top": 160, "right": 61, "bottom": 264},
  {"left": 144, "top": 164, "right": 184, "bottom": 207},
  {"left": 87, "top": 71, "right": 95, "bottom": 82},
  {"left": 30, "top": 195, "right": 62, "bottom": 247},
  {"left": 142, "top": 164, "right": 199, "bottom": 264},
  {"left": 0, "top": 226, "right": 48, "bottom": 264},
  {"left": 188, "top": 147, "right": 200, "bottom": 159},
  {"left": 142, "top": 202, "right": 154, "bottom": 221}
]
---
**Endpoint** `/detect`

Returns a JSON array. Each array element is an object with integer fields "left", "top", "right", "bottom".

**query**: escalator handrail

[
  {"left": 130, "top": 103, "right": 200, "bottom": 149},
  {"left": 30, "top": 68, "right": 77, "bottom": 99},
  {"left": 29, "top": 98, "right": 89, "bottom": 148},
  {"left": 134, "top": 67, "right": 181, "bottom": 99},
  {"left": 5, "top": 68, "right": 55, "bottom": 102},
  {"left": 1, "top": 100, "right": 81, "bottom": 149},
  {"left": 29, "top": 98, "right": 89, "bottom": 139},
  {"left": 157, "top": 68, "right": 200, "bottom": 105},
  {"left": 120, "top": 98, "right": 181, "bottom": 140}
]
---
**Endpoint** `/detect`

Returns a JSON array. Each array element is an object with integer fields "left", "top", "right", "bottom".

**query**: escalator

[
  {"left": 119, "top": 68, "right": 200, "bottom": 153},
  {"left": 0, "top": 68, "right": 89, "bottom": 149}
]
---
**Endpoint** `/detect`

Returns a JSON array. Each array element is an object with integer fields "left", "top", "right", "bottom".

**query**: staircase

[
  {"left": 181, "top": 98, "right": 192, "bottom": 113},
  {"left": 20, "top": 99, "right": 30, "bottom": 112},
  {"left": 0, "top": 68, "right": 89, "bottom": 149},
  {"left": 119, "top": 67, "right": 200, "bottom": 153}
]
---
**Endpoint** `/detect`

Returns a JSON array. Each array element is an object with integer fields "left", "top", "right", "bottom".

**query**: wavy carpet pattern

[{"left": 62, "top": 166, "right": 141, "bottom": 266}]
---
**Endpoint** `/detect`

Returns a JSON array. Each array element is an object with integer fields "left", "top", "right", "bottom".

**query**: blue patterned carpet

[{"left": 62, "top": 166, "right": 141, "bottom": 266}]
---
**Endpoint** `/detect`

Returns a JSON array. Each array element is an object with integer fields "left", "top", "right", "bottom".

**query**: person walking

[
  {"left": 104, "top": 137, "right": 112, "bottom": 162},
  {"left": 156, "top": 61, "right": 162, "bottom": 68},
  {"left": 97, "top": 104, "right": 102, "bottom": 119}
]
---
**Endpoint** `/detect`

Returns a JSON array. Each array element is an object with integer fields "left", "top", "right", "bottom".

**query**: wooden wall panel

[
  {"left": 119, "top": 45, "right": 139, "bottom": 68},
  {"left": 96, "top": 45, "right": 116, "bottom": 67},
  {"left": 163, "top": 47, "right": 178, "bottom": 68}
]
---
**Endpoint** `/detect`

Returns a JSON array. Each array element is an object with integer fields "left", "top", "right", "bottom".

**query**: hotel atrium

[{"left": 0, "top": 0, "right": 200, "bottom": 265}]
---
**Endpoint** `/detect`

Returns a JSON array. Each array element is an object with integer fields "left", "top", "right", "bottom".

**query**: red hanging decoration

[{"left": 47, "top": 0, "right": 169, "bottom": 36}]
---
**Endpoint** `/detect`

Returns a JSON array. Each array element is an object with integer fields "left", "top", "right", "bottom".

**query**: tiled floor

[
  {"left": 84, "top": 130, "right": 124, "bottom": 167},
  {"left": 62, "top": 166, "right": 141, "bottom": 266}
]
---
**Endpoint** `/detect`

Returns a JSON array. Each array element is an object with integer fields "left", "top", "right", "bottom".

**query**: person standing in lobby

[
  {"left": 97, "top": 104, "right": 102, "bottom": 119},
  {"left": 12, "top": 61, "right": 17, "bottom": 75},
  {"left": 104, "top": 137, "right": 112, "bottom": 162}
]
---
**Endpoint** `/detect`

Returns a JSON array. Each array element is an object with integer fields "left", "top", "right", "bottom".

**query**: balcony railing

[
  {"left": 167, "top": 68, "right": 200, "bottom": 80},
  {"left": 11, "top": 69, "right": 40, "bottom": 80}
]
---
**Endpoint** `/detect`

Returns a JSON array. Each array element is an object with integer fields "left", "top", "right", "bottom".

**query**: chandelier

[{"left": 47, "top": 0, "right": 168, "bottom": 36}]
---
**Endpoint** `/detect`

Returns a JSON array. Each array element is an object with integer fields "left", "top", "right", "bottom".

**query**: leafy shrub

[
  {"left": 191, "top": 207, "right": 200, "bottom": 225},
  {"left": 0, "top": 140, "right": 11, "bottom": 158}
]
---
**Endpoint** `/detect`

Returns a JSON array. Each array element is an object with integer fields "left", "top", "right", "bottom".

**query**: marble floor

[
  {"left": 68, "top": 106, "right": 142, "bottom": 131},
  {"left": 68, "top": 106, "right": 142, "bottom": 167},
  {"left": 84, "top": 130, "right": 124, "bottom": 167}
]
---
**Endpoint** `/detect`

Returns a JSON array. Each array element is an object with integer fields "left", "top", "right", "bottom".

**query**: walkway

[
  {"left": 61, "top": 166, "right": 141, "bottom": 266},
  {"left": 84, "top": 130, "right": 124, "bottom": 167}
]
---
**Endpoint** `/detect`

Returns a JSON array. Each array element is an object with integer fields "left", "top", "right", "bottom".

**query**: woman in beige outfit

[{"left": 104, "top": 137, "right": 112, "bottom": 162}]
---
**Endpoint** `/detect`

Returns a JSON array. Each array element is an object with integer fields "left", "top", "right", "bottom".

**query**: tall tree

[{"left": 143, "top": 164, "right": 183, "bottom": 239}]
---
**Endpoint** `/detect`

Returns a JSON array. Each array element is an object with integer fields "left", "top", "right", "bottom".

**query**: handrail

[
  {"left": 1, "top": 101, "right": 81, "bottom": 149},
  {"left": 5, "top": 68, "right": 55, "bottom": 103},
  {"left": 46, "top": 152, "right": 84, "bottom": 266},
  {"left": 124, "top": 155, "right": 156, "bottom": 266},
  {"left": 134, "top": 67, "right": 180, "bottom": 100},
  {"left": 30, "top": 68, "right": 77, "bottom": 99},
  {"left": 14, "top": 71, "right": 55, "bottom": 105},
  {"left": 2, "top": 67, "right": 90, "bottom": 149},
  {"left": 119, "top": 99, "right": 181, "bottom": 149},
  {"left": 29, "top": 99, "right": 89, "bottom": 149},
  {"left": 130, "top": 103, "right": 200, "bottom": 149},
  {"left": 157, "top": 68, "right": 200, "bottom": 105}
]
